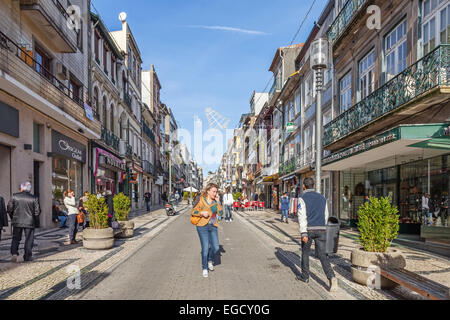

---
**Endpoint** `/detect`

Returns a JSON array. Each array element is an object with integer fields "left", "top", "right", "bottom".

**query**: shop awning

[
  {"left": 262, "top": 173, "right": 279, "bottom": 183},
  {"left": 323, "top": 124, "right": 450, "bottom": 171}
]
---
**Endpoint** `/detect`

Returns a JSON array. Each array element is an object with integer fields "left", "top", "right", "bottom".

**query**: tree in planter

[
  {"left": 233, "top": 192, "right": 242, "bottom": 201},
  {"left": 113, "top": 193, "right": 131, "bottom": 221},
  {"left": 83, "top": 194, "right": 109, "bottom": 229},
  {"left": 357, "top": 196, "right": 400, "bottom": 253}
]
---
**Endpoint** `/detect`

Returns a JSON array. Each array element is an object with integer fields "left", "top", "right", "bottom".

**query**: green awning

[{"left": 408, "top": 138, "right": 450, "bottom": 150}]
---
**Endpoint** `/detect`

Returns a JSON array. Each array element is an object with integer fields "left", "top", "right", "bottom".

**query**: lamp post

[{"left": 310, "top": 38, "right": 328, "bottom": 194}]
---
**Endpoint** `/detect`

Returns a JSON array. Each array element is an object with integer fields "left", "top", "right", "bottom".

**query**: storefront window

[{"left": 52, "top": 156, "right": 83, "bottom": 205}]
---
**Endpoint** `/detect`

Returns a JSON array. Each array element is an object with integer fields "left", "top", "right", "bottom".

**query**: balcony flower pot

[
  {"left": 82, "top": 194, "right": 114, "bottom": 250},
  {"left": 113, "top": 193, "right": 134, "bottom": 238},
  {"left": 351, "top": 196, "right": 406, "bottom": 289}
]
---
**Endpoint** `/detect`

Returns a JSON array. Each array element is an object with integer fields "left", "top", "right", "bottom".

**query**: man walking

[
  {"left": 223, "top": 188, "right": 234, "bottom": 222},
  {"left": 296, "top": 177, "right": 338, "bottom": 292},
  {"left": 7, "top": 182, "right": 41, "bottom": 262},
  {"left": 144, "top": 190, "right": 151, "bottom": 211},
  {"left": 0, "top": 195, "right": 8, "bottom": 241}
]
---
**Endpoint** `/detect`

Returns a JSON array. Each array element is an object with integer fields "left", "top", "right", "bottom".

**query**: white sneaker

[
  {"left": 202, "top": 269, "right": 208, "bottom": 278},
  {"left": 230, "top": 218, "right": 233, "bottom": 222},
  {"left": 208, "top": 261, "right": 214, "bottom": 271}
]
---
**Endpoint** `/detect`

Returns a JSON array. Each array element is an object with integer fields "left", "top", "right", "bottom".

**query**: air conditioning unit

[{"left": 56, "top": 63, "right": 68, "bottom": 80}]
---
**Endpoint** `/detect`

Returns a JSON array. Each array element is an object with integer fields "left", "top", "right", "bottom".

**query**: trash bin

[{"left": 326, "top": 217, "right": 340, "bottom": 255}]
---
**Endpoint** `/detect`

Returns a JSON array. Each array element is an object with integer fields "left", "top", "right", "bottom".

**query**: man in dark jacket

[
  {"left": 7, "top": 182, "right": 40, "bottom": 262},
  {"left": 296, "top": 177, "right": 338, "bottom": 292},
  {"left": 104, "top": 190, "right": 115, "bottom": 227},
  {"left": 0, "top": 195, "right": 8, "bottom": 241}
]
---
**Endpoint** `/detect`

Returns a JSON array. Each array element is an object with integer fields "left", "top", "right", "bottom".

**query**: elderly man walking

[
  {"left": 7, "top": 182, "right": 41, "bottom": 262},
  {"left": 296, "top": 177, "right": 338, "bottom": 292}
]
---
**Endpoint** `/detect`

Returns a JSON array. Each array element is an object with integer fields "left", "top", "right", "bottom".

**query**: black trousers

[
  {"left": 301, "top": 230, "right": 335, "bottom": 280},
  {"left": 11, "top": 227, "right": 35, "bottom": 261}
]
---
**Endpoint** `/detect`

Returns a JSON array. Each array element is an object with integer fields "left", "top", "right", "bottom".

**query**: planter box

[
  {"left": 83, "top": 228, "right": 114, "bottom": 250},
  {"left": 115, "top": 221, "right": 135, "bottom": 238}
]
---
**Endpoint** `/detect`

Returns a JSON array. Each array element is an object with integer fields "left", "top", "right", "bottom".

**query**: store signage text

[
  {"left": 323, "top": 132, "right": 398, "bottom": 165},
  {"left": 101, "top": 155, "right": 126, "bottom": 171},
  {"left": 52, "top": 130, "right": 86, "bottom": 163}
]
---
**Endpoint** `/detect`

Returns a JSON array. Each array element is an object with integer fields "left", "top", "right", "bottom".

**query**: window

[
  {"left": 295, "top": 88, "right": 301, "bottom": 115},
  {"left": 69, "top": 77, "right": 82, "bottom": 104},
  {"left": 111, "top": 55, "right": 115, "bottom": 83},
  {"left": 339, "top": 72, "right": 352, "bottom": 113},
  {"left": 103, "top": 44, "right": 108, "bottom": 74},
  {"left": 77, "top": 20, "right": 83, "bottom": 51},
  {"left": 102, "top": 97, "right": 107, "bottom": 127},
  {"left": 94, "top": 31, "right": 100, "bottom": 62},
  {"left": 33, "top": 123, "right": 42, "bottom": 153},
  {"left": 323, "top": 110, "right": 332, "bottom": 126},
  {"left": 359, "top": 50, "right": 375, "bottom": 100},
  {"left": 128, "top": 48, "right": 132, "bottom": 72},
  {"left": 385, "top": 20, "right": 407, "bottom": 81},
  {"left": 93, "top": 87, "right": 99, "bottom": 120},
  {"left": 34, "top": 45, "right": 52, "bottom": 80},
  {"left": 289, "top": 98, "right": 295, "bottom": 122},
  {"left": 110, "top": 104, "right": 114, "bottom": 133},
  {"left": 423, "top": 1, "right": 450, "bottom": 55},
  {"left": 305, "top": 74, "right": 312, "bottom": 106}
]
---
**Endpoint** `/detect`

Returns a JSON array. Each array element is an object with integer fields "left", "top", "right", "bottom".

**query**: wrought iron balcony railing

[
  {"left": 142, "top": 160, "right": 155, "bottom": 176},
  {"left": 323, "top": 44, "right": 450, "bottom": 147},
  {"left": 279, "top": 146, "right": 315, "bottom": 176},
  {"left": 142, "top": 122, "right": 155, "bottom": 143},
  {"left": 124, "top": 92, "right": 132, "bottom": 110},
  {"left": 326, "top": 0, "right": 368, "bottom": 45},
  {"left": 101, "top": 127, "right": 120, "bottom": 152}
]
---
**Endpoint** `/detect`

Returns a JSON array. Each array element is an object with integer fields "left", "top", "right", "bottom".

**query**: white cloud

[{"left": 187, "top": 25, "right": 270, "bottom": 35}]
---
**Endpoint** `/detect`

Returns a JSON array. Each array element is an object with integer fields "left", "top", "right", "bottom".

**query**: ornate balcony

[
  {"left": 142, "top": 160, "right": 155, "bottom": 176},
  {"left": 19, "top": 0, "right": 78, "bottom": 52},
  {"left": 101, "top": 127, "right": 120, "bottom": 152},
  {"left": 326, "top": 0, "right": 368, "bottom": 46},
  {"left": 323, "top": 45, "right": 450, "bottom": 149},
  {"left": 142, "top": 122, "right": 155, "bottom": 143},
  {"left": 0, "top": 31, "right": 101, "bottom": 136},
  {"left": 119, "top": 140, "right": 133, "bottom": 158}
]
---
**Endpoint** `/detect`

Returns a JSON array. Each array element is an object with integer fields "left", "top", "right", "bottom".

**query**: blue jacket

[{"left": 280, "top": 196, "right": 290, "bottom": 210}]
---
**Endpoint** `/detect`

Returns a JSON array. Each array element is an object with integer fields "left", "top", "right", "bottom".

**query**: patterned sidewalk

[
  {"left": 0, "top": 205, "right": 188, "bottom": 300},
  {"left": 234, "top": 208, "right": 450, "bottom": 300}
]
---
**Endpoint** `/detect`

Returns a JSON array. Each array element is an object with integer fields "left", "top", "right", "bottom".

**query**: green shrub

[
  {"left": 83, "top": 193, "right": 109, "bottom": 229},
  {"left": 357, "top": 196, "right": 400, "bottom": 253},
  {"left": 113, "top": 193, "right": 131, "bottom": 221},
  {"left": 233, "top": 192, "right": 242, "bottom": 201},
  {"left": 183, "top": 192, "right": 189, "bottom": 200}
]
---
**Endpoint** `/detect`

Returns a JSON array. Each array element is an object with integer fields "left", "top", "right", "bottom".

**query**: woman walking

[
  {"left": 63, "top": 189, "right": 79, "bottom": 244},
  {"left": 280, "top": 192, "right": 290, "bottom": 224},
  {"left": 191, "top": 183, "right": 224, "bottom": 278}
]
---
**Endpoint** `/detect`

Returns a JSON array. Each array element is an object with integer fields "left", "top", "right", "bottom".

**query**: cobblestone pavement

[
  {"left": 77, "top": 208, "right": 356, "bottom": 300},
  {"left": 0, "top": 205, "right": 186, "bottom": 300},
  {"left": 232, "top": 209, "right": 450, "bottom": 300}
]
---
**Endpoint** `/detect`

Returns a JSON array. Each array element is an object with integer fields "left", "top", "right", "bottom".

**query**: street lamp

[{"left": 310, "top": 38, "right": 328, "bottom": 194}]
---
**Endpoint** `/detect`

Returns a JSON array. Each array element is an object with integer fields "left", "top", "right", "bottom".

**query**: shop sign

[
  {"left": 286, "top": 122, "right": 295, "bottom": 133},
  {"left": 133, "top": 163, "right": 143, "bottom": 173},
  {"left": 52, "top": 130, "right": 86, "bottom": 163},
  {"left": 155, "top": 176, "right": 164, "bottom": 186},
  {"left": 323, "top": 129, "right": 399, "bottom": 165},
  {"left": 94, "top": 148, "right": 126, "bottom": 176}
]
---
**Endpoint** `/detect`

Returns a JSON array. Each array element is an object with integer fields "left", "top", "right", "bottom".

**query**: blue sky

[{"left": 91, "top": 0, "right": 328, "bottom": 174}]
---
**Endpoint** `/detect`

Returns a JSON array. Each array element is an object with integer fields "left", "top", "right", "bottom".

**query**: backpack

[{"left": 77, "top": 210, "right": 86, "bottom": 224}]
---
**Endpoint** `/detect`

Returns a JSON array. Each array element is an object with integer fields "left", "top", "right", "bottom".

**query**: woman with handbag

[
  {"left": 191, "top": 183, "right": 224, "bottom": 278},
  {"left": 63, "top": 189, "right": 79, "bottom": 245}
]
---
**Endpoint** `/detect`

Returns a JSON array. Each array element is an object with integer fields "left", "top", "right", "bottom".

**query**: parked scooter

[{"left": 165, "top": 197, "right": 177, "bottom": 216}]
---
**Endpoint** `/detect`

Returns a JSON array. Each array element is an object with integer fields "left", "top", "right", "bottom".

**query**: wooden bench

[{"left": 380, "top": 268, "right": 450, "bottom": 300}]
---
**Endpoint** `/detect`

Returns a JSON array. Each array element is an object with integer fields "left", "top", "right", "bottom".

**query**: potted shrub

[
  {"left": 113, "top": 193, "right": 133, "bottom": 238},
  {"left": 351, "top": 196, "right": 406, "bottom": 289},
  {"left": 82, "top": 193, "right": 114, "bottom": 250}
]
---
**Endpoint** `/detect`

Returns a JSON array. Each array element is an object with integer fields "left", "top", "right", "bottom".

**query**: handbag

[
  {"left": 77, "top": 210, "right": 85, "bottom": 224},
  {"left": 190, "top": 215, "right": 201, "bottom": 226}
]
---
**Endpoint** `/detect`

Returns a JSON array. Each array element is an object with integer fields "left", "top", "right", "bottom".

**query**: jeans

[
  {"left": 146, "top": 201, "right": 150, "bottom": 211},
  {"left": 11, "top": 227, "right": 35, "bottom": 261},
  {"left": 58, "top": 216, "right": 67, "bottom": 228},
  {"left": 281, "top": 209, "right": 289, "bottom": 221},
  {"left": 422, "top": 210, "right": 433, "bottom": 226},
  {"left": 225, "top": 205, "right": 232, "bottom": 221},
  {"left": 196, "top": 224, "right": 220, "bottom": 270},
  {"left": 67, "top": 214, "right": 78, "bottom": 242},
  {"left": 301, "top": 230, "right": 335, "bottom": 280}
]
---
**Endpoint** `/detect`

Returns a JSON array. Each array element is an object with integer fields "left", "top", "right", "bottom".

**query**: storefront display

[
  {"left": 51, "top": 130, "right": 86, "bottom": 205},
  {"left": 93, "top": 148, "right": 125, "bottom": 195}
]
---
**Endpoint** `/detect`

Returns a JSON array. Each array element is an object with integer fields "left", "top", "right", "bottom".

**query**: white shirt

[
  {"left": 422, "top": 196, "right": 429, "bottom": 210},
  {"left": 223, "top": 193, "right": 234, "bottom": 206}
]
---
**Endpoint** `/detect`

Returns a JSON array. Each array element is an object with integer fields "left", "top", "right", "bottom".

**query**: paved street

[
  {"left": 1, "top": 204, "right": 449, "bottom": 300},
  {"left": 77, "top": 207, "right": 351, "bottom": 300}
]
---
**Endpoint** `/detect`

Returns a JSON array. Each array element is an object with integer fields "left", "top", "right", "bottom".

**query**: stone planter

[
  {"left": 116, "top": 221, "right": 135, "bottom": 238},
  {"left": 83, "top": 228, "right": 114, "bottom": 250},
  {"left": 351, "top": 248, "right": 406, "bottom": 289}
]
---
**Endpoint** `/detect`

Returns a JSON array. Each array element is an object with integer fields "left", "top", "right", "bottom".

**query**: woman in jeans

[
  {"left": 191, "top": 183, "right": 224, "bottom": 278},
  {"left": 280, "top": 192, "right": 290, "bottom": 223},
  {"left": 63, "top": 189, "right": 79, "bottom": 244}
]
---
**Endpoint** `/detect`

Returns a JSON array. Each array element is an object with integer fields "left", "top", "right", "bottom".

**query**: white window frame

[
  {"left": 385, "top": 20, "right": 407, "bottom": 81},
  {"left": 295, "top": 88, "right": 301, "bottom": 115},
  {"left": 339, "top": 72, "right": 352, "bottom": 113},
  {"left": 359, "top": 50, "right": 375, "bottom": 101},
  {"left": 423, "top": 1, "right": 450, "bottom": 55}
]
